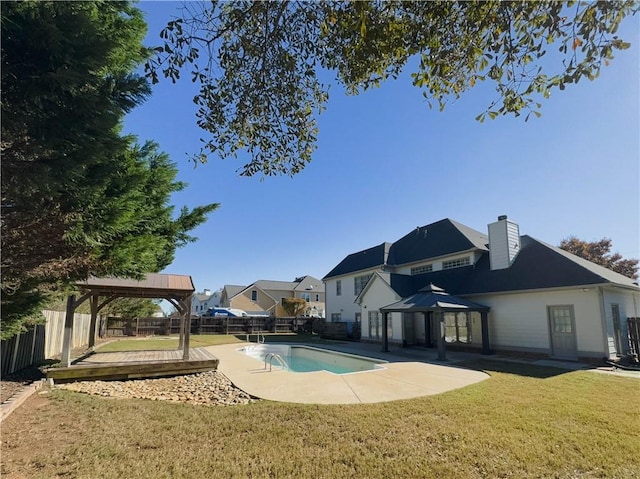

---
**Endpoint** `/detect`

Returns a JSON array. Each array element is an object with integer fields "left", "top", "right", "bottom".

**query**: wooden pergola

[
  {"left": 380, "top": 283, "right": 491, "bottom": 360},
  {"left": 60, "top": 273, "right": 194, "bottom": 367}
]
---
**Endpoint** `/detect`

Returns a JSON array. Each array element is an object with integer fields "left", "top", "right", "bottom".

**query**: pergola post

[
  {"left": 178, "top": 314, "right": 184, "bottom": 350},
  {"left": 481, "top": 311, "right": 492, "bottom": 355},
  {"left": 88, "top": 294, "right": 99, "bottom": 349},
  {"left": 437, "top": 311, "right": 447, "bottom": 361},
  {"left": 61, "top": 295, "right": 76, "bottom": 367},
  {"left": 183, "top": 295, "right": 192, "bottom": 360},
  {"left": 382, "top": 312, "right": 389, "bottom": 352}
]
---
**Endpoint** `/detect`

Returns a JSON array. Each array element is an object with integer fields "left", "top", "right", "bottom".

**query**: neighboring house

[
  {"left": 191, "top": 289, "right": 221, "bottom": 315},
  {"left": 222, "top": 276, "right": 325, "bottom": 317},
  {"left": 220, "top": 285, "right": 245, "bottom": 308},
  {"left": 323, "top": 216, "right": 639, "bottom": 361}
]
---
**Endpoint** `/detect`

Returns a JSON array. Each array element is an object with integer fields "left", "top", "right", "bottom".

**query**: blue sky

[{"left": 124, "top": 2, "right": 639, "bottom": 295}]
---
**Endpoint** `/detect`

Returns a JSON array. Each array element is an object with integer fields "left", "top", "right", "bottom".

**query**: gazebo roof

[
  {"left": 380, "top": 283, "right": 489, "bottom": 313},
  {"left": 76, "top": 273, "right": 194, "bottom": 299}
]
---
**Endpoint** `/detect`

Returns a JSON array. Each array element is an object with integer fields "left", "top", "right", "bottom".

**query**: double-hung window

[{"left": 354, "top": 274, "right": 372, "bottom": 296}]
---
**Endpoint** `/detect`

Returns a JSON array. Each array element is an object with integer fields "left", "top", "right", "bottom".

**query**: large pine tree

[{"left": 1, "top": 1, "right": 217, "bottom": 339}]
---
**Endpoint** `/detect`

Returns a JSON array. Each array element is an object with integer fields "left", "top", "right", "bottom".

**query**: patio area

[{"left": 205, "top": 342, "right": 490, "bottom": 404}]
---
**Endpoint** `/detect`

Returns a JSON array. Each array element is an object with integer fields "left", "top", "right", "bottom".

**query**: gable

[
  {"left": 293, "top": 275, "right": 325, "bottom": 293},
  {"left": 357, "top": 272, "right": 400, "bottom": 305}
]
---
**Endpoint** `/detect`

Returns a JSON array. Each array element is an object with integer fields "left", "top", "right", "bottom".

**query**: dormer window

[
  {"left": 442, "top": 257, "right": 471, "bottom": 270},
  {"left": 411, "top": 264, "right": 433, "bottom": 275}
]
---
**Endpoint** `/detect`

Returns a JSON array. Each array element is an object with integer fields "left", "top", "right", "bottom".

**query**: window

[
  {"left": 336, "top": 280, "right": 342, "bottom": 296},
  {"left": 302, "top": 293, "right": 311, "bottom": 302},
  {"left": 251, "top": 290, "right": 258, "bottom": 301},
  {"left": 411, "top": 264, "right": 433, "bottom": 275},
  {"left": 442, "top": 257, "right": 471, "bottom": 270},
  {"left": 315, "top": 294, "right": 320, "bottom": 302},
  {"left": 552, "top": 309, "right": 573, "bottom": 333},
  {"left": 368, "top": 311, "right": 380, "bottom": 339},
  {"left": 612, "top": 304, "right": 623, "bottom": 356},
  {"left": 331, "top": 313, "right": 341, "bottom": 322},
  {"left": 444, "top": 312, "right": 471, "bottom": 343},
  {"left": 354, "top": 274, "right": 372, "bottom": 296}
]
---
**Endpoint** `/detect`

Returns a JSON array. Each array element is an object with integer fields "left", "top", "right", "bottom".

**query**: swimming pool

[{"left": 240, "top": 344, "right": 387, "bottom": 375}]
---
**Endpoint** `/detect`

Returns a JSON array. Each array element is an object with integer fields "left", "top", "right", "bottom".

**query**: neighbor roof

[
  {"left": 222, "top": 285, "right": 246, "bottom": 298},
  {"left": 235, "top": 276, "right": 325, "bottom": 296}
]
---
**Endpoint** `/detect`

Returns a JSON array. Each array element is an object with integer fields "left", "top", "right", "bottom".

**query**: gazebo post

[
  {"left": 481, "top": 311, "right": 492, "bottom": 355},
  {"left": 183, "top": 296, "right": 192, "bottom": 360},
  {"left": 424, "top": 312, "right": 431, "bottom": 347},
  {"left": 382, "top": 312, "right": 389, "bottom": 352},
  {"left": 178, "top": 313, "right": 184, "bottom": 350},
  {"left": 61, "top": 295, "right": 76, "bottom": 367},
  {"left": 437, "top": 311, "right": 447, "bottom": 361},
  {"left": 88, "top": 294, "right": 99, "bottom": 349}
]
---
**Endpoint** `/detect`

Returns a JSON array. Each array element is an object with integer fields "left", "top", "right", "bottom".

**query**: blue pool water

[{"left": 241, "top": 344, "right": 386, "bottom": 375}]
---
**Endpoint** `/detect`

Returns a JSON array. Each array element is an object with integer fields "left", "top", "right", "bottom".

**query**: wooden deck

[{"left": 46, "top": 347, "right": 219, "bottom": 383}]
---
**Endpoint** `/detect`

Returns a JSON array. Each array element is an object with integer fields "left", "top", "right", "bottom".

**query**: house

[
  {"left": 191, "top": 289, "right": 221, "bottom": 315},
  {"left": 323, "top": 216, "right": 640, "bottom": 361},
  {"left": 221, "top": 276, "right": 325, "bottom": 317}
]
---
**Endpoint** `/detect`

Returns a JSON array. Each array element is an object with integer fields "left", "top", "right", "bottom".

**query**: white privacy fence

[
  {"left": 2, "top": 310, "right": 95, "bottom": 376},
  {"left": 43, "top": 310, "right": 93, "bottom": 359}
]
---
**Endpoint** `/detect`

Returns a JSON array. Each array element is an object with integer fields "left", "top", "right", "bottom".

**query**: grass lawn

[
  {"left": 95, "top": 332, "right": 338, "bottom": 353},
  {"left": 2, "top": 360, "right": 638, "bottom": 479}
]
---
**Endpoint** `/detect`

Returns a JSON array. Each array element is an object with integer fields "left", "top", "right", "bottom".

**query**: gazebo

[
  {"left": 380, "top": 283, "right": 491, "bottom": 360},
  {"left": 60, "top": 273, "right": 195, "bottom": 367}
]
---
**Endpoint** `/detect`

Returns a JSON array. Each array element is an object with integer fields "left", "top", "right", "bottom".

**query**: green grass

[
  {"left": 3, "top": 360, "right": 639, "bottom": 479},
  {"left": 95, "top": 333, "right": 337, "bottom": 353}
]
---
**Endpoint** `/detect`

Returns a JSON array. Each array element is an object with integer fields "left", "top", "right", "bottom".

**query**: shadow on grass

[{"left": 457, "top": 358, "right": 572, "bottom": 379}]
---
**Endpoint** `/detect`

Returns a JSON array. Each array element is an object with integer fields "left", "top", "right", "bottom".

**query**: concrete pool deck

[{"left": 204, "top": 342, "right": 491, "bottom": 404}]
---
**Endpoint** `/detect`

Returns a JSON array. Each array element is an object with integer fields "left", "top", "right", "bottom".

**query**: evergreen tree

[{"left": 1, "top": 1, "right": 217, "bottom": 339}]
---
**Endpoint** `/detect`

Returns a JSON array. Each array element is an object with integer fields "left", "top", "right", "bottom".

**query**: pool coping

[{"left": 204, "top": 342, "right": 490, "bottom": 404}]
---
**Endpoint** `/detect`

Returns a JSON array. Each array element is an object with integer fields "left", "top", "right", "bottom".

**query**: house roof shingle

[
  {"left": 387, "top": 219, "right": 488, "bottom": 266},
  {"left": 323, "top": 242, "right": 391, "bottom": 279},
  {"left": 384, "top": 235, "right": 638, "bottom": 298}
]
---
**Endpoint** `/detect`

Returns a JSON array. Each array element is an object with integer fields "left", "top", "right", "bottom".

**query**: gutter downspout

[{"left": 597, "top": 287, "right": 610, "bottom": 359}]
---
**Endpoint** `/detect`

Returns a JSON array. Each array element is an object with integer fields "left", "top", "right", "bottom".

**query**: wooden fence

[
  {"left": 628, "top": 317, "right": 640, "bottom": 361},
  {"left": 1, "top": 310, "right": 93, "bottom": 377},
  {"left": 104, "top": 316, "right": 316, "bottom": 337}
]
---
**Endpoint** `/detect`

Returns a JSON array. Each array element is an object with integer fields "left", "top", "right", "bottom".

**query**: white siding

[
  {"left": 324, "top": 274, "right": 367, "bottom": 322},
  {"left": 488, "top": 217, "right": 520, "bottom": 270},
  {"left": 601, "top": 287, "right": 640, "bottom": 357},
  {"left": 358, "top": 276, "right": 401, "bottom": 341},
  {"left": 467, "top": 289, "right": 605, "bottom": 357}
]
